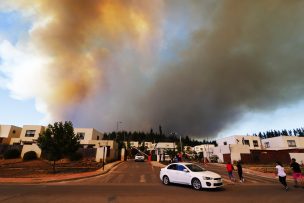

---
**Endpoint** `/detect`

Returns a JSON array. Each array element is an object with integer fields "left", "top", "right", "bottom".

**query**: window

[
  {"left": 97, "top": 136, "right": 99, "bottom": 140},
  {"left": 253, "top": 140, "right": 259, "bottom": 147},
  {"left": 223, "top": 142, "right": 227, "bottom": 145},
  {"left": 167, "top": 164, "right": 177, "bottom": 170},
  {"left": 264, "top": 142, "right": 270, "bottom": 148},
  {"left": 186, "top": 164, "right": 205, "bottom": 172},
  {"left": 243, "top": 140, "right": 250, "bottom": 146},
  {"left": 77, "top": 132, "right": 85, "bottom": 140},
  {"left": 25, "top": 130, "right": 35, "bottom": 137},
  {"left": 177, "top": 165, "right": 186, "bottom": 171},
  {"left": 287, "top": 140, "right": 296, "bottom": 147}
]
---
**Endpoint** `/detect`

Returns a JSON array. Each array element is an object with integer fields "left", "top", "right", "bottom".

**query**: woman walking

[{"left": 275, "top": 161, "right": 288, "bottom": 191}]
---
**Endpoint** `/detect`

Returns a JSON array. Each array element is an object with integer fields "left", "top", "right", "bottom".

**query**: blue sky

[{"left": 0, "top": 10, "right": 43, "bottom": 126}]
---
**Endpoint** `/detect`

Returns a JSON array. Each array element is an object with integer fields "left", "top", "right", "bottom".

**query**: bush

[
  {"left": 69, "top": 152, "right": 83, "bottom": 161},
  {"left": 3, "top": 148, "right": 21, "bottom": 159},
  {"left": 23, "top": 151, "right": 37, "bottom": 161}
]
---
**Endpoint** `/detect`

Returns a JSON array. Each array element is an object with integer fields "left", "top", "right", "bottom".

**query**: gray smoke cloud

[{"left": 66, "top": 0, "right": 304, "bottom": 137}]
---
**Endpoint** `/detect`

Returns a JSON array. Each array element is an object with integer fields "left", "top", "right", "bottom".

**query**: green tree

[{"left": 37, "top": 121, "right": 80, "bottom": 173}]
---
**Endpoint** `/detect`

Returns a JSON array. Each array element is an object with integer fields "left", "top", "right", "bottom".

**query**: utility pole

[{"left": 179, "top": 135, "right": 182, "bottom": 152}]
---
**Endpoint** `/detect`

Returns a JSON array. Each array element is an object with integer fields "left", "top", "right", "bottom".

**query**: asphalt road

[{"left": 0, "top": 161, "right": 303, "bottom": 203}]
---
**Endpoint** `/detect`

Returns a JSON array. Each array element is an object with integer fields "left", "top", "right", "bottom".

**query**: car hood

[{"left": 192, "top": 171, "right": 221, "bottom": 178}]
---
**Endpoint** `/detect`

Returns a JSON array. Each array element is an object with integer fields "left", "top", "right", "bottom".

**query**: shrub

[
  {"left": 3, "top": 148, "right": 21, "bottom": 159},
  {"left": 23, "top": 151, "right": 37, "bottom": 161},
  {"left": 69, "top": 152, "right": 83, "bottom": 161}
]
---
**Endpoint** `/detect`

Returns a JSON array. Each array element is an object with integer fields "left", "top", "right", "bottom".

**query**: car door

[
  {"left": 166, "top": 164, "right": 178, "bottom": 183},
  {"left": 175, "top": 164, "right": 192, "bottom": 184}
]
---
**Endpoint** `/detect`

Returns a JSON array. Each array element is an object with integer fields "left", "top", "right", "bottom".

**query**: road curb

[{"left": 0, "top": 161, "right": 124, "bottom": 184}]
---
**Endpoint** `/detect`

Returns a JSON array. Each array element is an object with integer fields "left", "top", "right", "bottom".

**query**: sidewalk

[
  {"left": 207, "top": 163, "right": 294, "bottom": 181},
  {"left": 0, "top": 160, "right": 123, "bottom": 184}
]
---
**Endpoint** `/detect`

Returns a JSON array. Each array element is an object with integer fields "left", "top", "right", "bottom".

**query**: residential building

[
  {"left": 144, "top": 142, "right": 155, "bottom": 150},
  {"left": 74, "top": 128, "right": 103, "bottom": 148},
  {"left": 10, "top": 125, "right": 46, "bottom": 145},
  {"left": 193, "top": 144, "right": 215, "bottom": 160},
  {"left": 213, "top": 135, "right": 262, "bottom": 163},
  {"left": 124, "top": 141, "right": 139, "bottom": 148},
  {"left": 184, "top": 146, "right": 194, "bottom": 152},
  {"left": 0, "top": 125, "right": 22, "bottom": 145},
  {"left": 261, "top": 136, "right": 304, "bottom": 150},
  {"left": 216, "top": 135, "right": 262, "bottom": 150}
]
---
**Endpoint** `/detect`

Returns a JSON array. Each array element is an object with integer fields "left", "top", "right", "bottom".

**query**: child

[{"left": 226, "top": 161, "right": 235, "bottom": 182}]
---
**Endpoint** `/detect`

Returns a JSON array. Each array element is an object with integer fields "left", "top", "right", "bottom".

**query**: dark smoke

[{"left": 70, "top": 1, "right": 304, "bottom": 137}]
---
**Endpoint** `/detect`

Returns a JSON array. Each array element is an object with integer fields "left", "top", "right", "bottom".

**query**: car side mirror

[{"left": 183, "top": 169, "right": 189, "bottom": 173}]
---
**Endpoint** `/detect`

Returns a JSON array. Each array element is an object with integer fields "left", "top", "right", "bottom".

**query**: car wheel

[
  {"left": 192, "top": 178, "right": 202, "bottom": 190},
  {"left": 163, "top": 176, "right": 170, "bottom": 185}
]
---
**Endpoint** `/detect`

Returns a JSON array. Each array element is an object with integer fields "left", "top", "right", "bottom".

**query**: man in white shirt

[{"left": 275, "top": 161, "right": 288, "bottom": 191}]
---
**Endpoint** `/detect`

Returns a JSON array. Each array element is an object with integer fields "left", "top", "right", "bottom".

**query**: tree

[{"left": 37, "top": 121, "right": 80, "bottom": 173}]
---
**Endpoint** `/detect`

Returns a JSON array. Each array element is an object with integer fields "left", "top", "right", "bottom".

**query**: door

[
  {"left": 175, "top": 164, "right": 192, "bottom": 184},
  {"left": 166, "top": 164, "right": 178, "bottom": 183}
]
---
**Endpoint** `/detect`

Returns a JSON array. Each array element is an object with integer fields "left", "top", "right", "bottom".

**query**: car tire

[
  {"left": 192, "top": 178, "right": 202, "bottom": 190},
  {"left": 163, "top": 176, "right": 170, "bottom": 185}
]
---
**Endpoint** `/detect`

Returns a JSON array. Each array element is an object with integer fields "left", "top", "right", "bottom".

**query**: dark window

[
  {"left": 177, "top": 165, "right": 186, "bottom": 171},
  {"left": 97, "top": 136, "right": 99, "bottom": 140},
  {"left": 243, "top": 140, "right": 250, "bottom": 146},
  {"left": 25, "top": 130, "right": 35, "bottom": 137},
  {"left": 287, "top": 140, "right": 296, "bottom": 147},
  {"left": 265, "top": 142, "right": 270, "bottom": 148},
  {"left": 253, "top": 140, "right": 259, "bottom": 147},
  {"left": 167, "top": 164, "right": 177, "bottom": 170},
  {"left": 223, "top": 142, "right": 227, "bottom": 145},
  {"left": 77, "top": 132, "right": 85, "bottom": 140}
]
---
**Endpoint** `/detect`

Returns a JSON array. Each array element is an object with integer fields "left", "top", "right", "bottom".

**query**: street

[{"left": 0, "top": 161, "right": 303, "bottom": 203}]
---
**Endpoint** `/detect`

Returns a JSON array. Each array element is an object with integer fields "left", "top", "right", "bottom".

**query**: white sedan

[
  {"left": 160, "top": 162, "right": 223, "bottom": 190},
  {"left": 135, "top": 153, "right": 145, "bottom": 162}
]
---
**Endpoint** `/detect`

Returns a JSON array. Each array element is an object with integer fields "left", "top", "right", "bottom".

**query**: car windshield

[
  {"left": 186, "top": 164, "right": 205, "bottom": 172},
  {"left": 136, "top": 153, "right": 143, "bottom": 156}
]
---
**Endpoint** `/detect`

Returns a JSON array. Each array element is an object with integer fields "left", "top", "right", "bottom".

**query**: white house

[
  {"left": 74, "top": 128, "right": 103, "bottom": 148},
  {"left": 0, "top": 125, "right": 22, "bottom": 145},
  {"left": 213, "top": 135, "right": 262, "bottom": 163},
  {"left": 10, "top": 125, "right": 46, "bottom": 145},
  {"left": 216, "top": 135, "right": 262, "bottom": 150},
  {"left": 193, "top": 144, "right": 215, "bottom": 160},
  {"left": 262, "top": 136, "right": 304, "bottom": 150}
]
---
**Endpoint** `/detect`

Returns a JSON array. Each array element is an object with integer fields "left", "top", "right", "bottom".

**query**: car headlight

[{"left": 202, "top": 176, "right": 213, "bottom": 180}]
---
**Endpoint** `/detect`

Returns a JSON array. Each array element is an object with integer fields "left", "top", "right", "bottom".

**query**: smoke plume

[{"left": 1, "top": 0, "right": 304, "bottom": 137}]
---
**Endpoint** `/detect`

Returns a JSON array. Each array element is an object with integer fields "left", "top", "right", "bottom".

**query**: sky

[{"left": 1, "top": 1, "right": 304, "bottom": 139}]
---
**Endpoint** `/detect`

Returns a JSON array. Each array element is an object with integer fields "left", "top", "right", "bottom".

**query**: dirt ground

[{"left": 0, "top": 159, "right": 102, "bottom": 178}]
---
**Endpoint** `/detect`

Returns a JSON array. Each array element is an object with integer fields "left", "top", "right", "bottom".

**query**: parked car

[
  {"left": 135, "top": 153, "right": 145, "bottom": 162},
  {"left": 160, "top": 162, "right": 223, "bottom": 190}
]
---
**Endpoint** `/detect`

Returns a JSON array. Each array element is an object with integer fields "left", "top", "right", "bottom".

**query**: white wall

[
  {"left": 75, "top": 128, "right": 103, "bottom": 145},
  {"left": 262, "top": 136, "right": 304, "bottom": 150},
  {"left": 0, "top": 125, "right": 22, "bottom": 144},
  {"left": 289, "top": 153, "right": 304, "bottom": 165},
  {"left": 230, "top": 144, "right": 250, "bottom": 162},
  {"left": 20, "top": 125, "right": 45, "bottom": 143},
  {"left": 216, "top": 135, "right": 262, "bottom": 150},
  {"left": 213, "top": 145, "right": 231, "bottom": 163},
  {"left": 21, "top": 144, "right": 42, "bottom": 158}
]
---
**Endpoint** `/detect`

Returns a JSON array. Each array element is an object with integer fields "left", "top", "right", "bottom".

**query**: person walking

[
  {"left": 237, "top": 160, "right": 245, "bottom": 183},
  {"left": 226, "top": 161, "right": 235, "bottom": 182},
  {"left": 290, "top": 158, "right": 303, "bottom": 188},
  {"left": 275, "top": 161, "right": 288, "bottom": 191}
]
